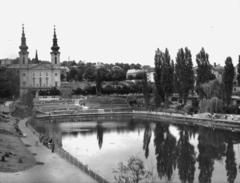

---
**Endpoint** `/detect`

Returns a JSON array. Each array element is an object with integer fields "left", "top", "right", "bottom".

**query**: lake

[{"left": 30, "top": 115, "right": 240, "bottom": 183}]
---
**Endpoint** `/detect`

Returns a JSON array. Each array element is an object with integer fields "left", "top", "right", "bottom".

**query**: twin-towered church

[{"left": 19, "top": 25, "right": 61, "bottom": 95}]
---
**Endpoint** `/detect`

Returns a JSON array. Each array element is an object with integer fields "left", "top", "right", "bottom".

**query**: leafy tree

[
  {"left": 111, "top": 69, "right": 125, "bottom": 81},
  {"left": 113, "top": 156, "right": 152, "bottom": 183},
  {"left": 76, "top": 68, "right": 84, "bottom": 81},
  {"left": 198, "top": 97, "right": 223, "bottom": 114},
  {"left": 200, "top": 79, "right": 224, "bottom": 100},
  {"left": 175, "top": 48, "right": 194, "bottom": 104},
  {"left": 12, "top": 57, "right": 20, "bottom": 64},
  {"left": 69, "top": 67, "right": 78, "bottom": 81},
  {"left": 223, "top": 57, "right": 234, "bottom": 106},
  {"left": 237, "top": 56, "right": 240, "bottom": 86},
  {"left": 21, "top": 89, "right": 34, "bottom": 109},
  {"left": 84, "top": 65, "right": 96, "bottom": 81},
  {"left": 130, "top": 63, "right": 142, "bottom": 70},
  {"left": 142, "top": 72, "right": 151, "bottom": 109},
  {"left": 161, "top": 48, "right": 174, "bottom": 104},
  {"left": 60, "top": 73, "right": 65, "bottom": 81},
  {"left": 0, "top": 68, "right": 19, "bottom": 98},
  {"left": 95, "top": 68, "right": 109, "bottom": 95},
  {"left": 196, "top": 48, "right": 215, "bottom": 98},
  {"left": 153, "top": 85, "right": 161, "bottom": 109},
  {"left": 154, "top": 48, "right": 164, "bottom": 105},
  {"left": 96, "top": 69, "right": 102, "bottom": 95}
]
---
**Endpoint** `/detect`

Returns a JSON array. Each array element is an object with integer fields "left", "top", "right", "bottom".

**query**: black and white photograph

[{"left": 1, "top": 0, "right": 240, "bottom": 182}]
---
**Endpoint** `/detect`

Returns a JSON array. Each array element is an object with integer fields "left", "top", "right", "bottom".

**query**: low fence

[
  {"left": 27, "top": 122, "right": 109, "bottom": 183},
  {"left": 55, "top": 146, "right": 110, "bottom": 183}
]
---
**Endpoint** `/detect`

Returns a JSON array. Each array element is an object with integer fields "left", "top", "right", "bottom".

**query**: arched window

[
  {"left": 55, "top": 56, "right": 57, "bottom": 64},
  {"left": 23, "top": 57, "right": 25, "bottom": 64},
  {"left": 46, "top": 77, "right": 48, "bottom": 87},
  {"left": 39, "top": 78, "right": 42, "bottom": 87},
  {"left": 33, "top": 77, "right": 35, "bottom": 87}
]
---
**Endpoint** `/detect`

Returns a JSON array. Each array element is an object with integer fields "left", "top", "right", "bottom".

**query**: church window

[
  {"left": 55, "top": 57, "right": 57, "bottom": 64},
  {"left": 33, "top": 78, "right": 35, "bottom": 87},
  {"left": 39, "top": 78, "right": 42, "bottom": 87},
  {"left": 55, "top": 82, "right": 58, "bottom": 87},
  {"left": 46, "top": 78, "right": 48, "bottom": 87},
  {"left": 23, "top": 57, "right": 25, "bottom": 64}
]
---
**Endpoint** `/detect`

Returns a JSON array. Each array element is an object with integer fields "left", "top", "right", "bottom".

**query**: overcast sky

[{"left": 1, "top": 0, "right": 240, "bottom": 67}]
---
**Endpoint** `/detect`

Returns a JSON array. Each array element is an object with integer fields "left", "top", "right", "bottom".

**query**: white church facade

[{"left": 19, "top": 25, "right": 61, "bottom": 95}]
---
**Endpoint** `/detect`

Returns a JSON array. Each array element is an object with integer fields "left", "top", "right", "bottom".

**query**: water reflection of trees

[
  {"left": 197, "top": 128, "right": 226, "bottom": 183},
  {"left": 154, "top": 123, "right": 177, "bottom": 181},
  {"left": 36, "top": 116, "right": 240, "bottom": 182},
  {"left": 143, "top": 123, "right": 152, "bottom": 158},
  {"left": 225, "top": 140, "right": 237, "bottom": 183},
  {"left": 96, "top": 123, "right": 104, "bottom": 149},
  {"left": 177, "top": 130, "right": 196, "bottom": 183}
]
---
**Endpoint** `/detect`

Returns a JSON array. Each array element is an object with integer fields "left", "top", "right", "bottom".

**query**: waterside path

[{"left": 0, "top": 117, "right": 97, "bottom": 183}]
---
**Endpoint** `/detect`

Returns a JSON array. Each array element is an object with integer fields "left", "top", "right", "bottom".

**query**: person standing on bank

[{"left": 52, "top": 142, "right": 55, "bottom": 153}]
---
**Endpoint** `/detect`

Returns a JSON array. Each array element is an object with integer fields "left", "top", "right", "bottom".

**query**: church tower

[
  {"left": 51, "top": 26, "right": 60, "bottom": 65},
  {"left": 19, "top": 24, "right": 29, "bottom": 65}
]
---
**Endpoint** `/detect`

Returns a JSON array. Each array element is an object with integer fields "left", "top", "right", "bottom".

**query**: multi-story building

[{"left": 19, "top": 25, "right": 61, "bottom": 95}]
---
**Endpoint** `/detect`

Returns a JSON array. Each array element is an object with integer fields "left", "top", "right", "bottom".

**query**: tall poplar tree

[
  {"left": 196, "top": 48, "right": 215, "bottom": 98},
  {"left": 223, "top": 57, "right": 234, "bottom": 106},
  {"left": 237, "top": 56, "right": 240, "bottom": 86},
  {"left": 161, "top": 48, "right": 174, "bottom": 104},
  {"left": 154, "top": 48, "right": 164, "bottom": 105},
  {"left": 175, "top": 47, "right": 194, "bottom": 104}
]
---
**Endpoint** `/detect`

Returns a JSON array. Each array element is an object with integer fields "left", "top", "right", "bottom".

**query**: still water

[{"left": 31, "top": 115, "right": 240, "bottom": 183}]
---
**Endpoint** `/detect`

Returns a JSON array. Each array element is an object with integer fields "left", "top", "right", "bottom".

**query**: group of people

[{"left": 39, "top": 133, "right": 55, "bottom": 152}]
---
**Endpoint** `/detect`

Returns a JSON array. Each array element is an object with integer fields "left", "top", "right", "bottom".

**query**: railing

[
  {"left": 27, "top": 123, "right": 110, "bottom": 183},
  {"left": 55, "top": 146, "right": 110, "bottom": 183}
]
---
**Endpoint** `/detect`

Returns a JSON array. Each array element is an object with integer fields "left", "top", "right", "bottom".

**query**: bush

[{"left": 183, "top": 104, "right": 194, "bottom": 114}]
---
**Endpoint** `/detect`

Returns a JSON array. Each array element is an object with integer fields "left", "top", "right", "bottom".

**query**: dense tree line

[
  {"left": 0, "top": 67, "right": 19, "bottom": 98},
  {"left": 61, "top": 60, "right": 142, "bottom": 82},
  {"left": 153, "top": 47, "right": 237, "bottom": 112}
]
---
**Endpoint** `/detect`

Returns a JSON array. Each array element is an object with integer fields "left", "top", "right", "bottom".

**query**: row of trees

[
  {"left": 152, "top": 47, "right": 237, "bottom": 112},
  {"left": 153, "top": 48, "right": 194, "bottom": 106},
  {"left": 62, "top": 61, "right": 142, "bottom": 82}
]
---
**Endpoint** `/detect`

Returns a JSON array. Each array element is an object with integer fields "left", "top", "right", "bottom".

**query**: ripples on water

[{"left": 30, "top": 115, "right": 240, "bottom": 183}]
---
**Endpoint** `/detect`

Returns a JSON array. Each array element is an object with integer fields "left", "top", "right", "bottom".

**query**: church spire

[
  {"left": 19, "top": 24, "right": 28, "bottom": 53},
  {"left": 51, "top": 25, "right": 60, "bottom": 54},
  {"left": 35, "top": 50, "right": 39, "bottom": 63}
]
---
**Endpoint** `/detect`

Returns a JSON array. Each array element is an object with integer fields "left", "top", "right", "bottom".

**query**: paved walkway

[{"left": 0, "top": 118, "right": 97, "bottom": 183}]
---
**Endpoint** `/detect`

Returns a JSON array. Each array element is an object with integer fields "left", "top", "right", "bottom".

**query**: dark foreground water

[{"left": 30, "top": 115, "right": 240, "bottom": 183}]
